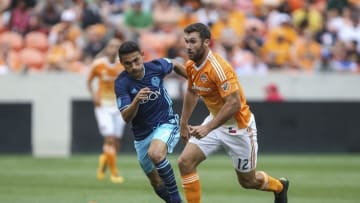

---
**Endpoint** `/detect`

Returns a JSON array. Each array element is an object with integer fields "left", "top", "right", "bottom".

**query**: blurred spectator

[
  {"left": 264, "top": 83, "right": 284, "bottom": 102},
  {"left": 291, "top": 29, "right": 321, "bottom": 72},
  {"left": 292, "top": 0, "right": 323, "bottom": 33},
  {"left": 7, "top": 0, "right": 32, "bottom": 35},
  {"left": 267, "top": 14, "right": 297, "bottom": 45},
  {"left": 152, "top": 0, "right": 182, "bottom": 32},
  {"left": 236, "top": 53, "right": 268, "bottom": 76},
  {"left": 314, "top": 50, "right": 335, "bottom": 72},
  {"left": 0, "top": 42, "right": 10, "bottom": 74},
  {"left": 38, "top": 0, "right": 61, "bottom": 31},
  {"left": 211, "top": 2, "right": 246, "bottom": 42},
  {"left": 337, "top": 11, "right": 360, "bottom": 52},
  {"left": 46, "top": 29, "right": 82, "bottom": 72},
  {"left": 267, "top": 1, "right": 291, "bottom": 29},
  {"left": 100, "top": 0, "right": 127, "bottom": 30},
  {"left": 123, "top": 0, "right": 153, "bottom": 41},
  {"left": 261, "top": 29, "right": 292, "bottom": 69},
  {"left": 331, "top": 40, "right": 358, "bottom": 72},
  {"left": 177, "top": 5, "right": 198, "bottom": 29},
  {"left": 196, "top": 0, "right": 218, "bottom": 28},
  {"left": 243, "top": 17, "right": 265, "bottom": 55},
  {"left": 80, "top": 0, "right": 103, "bottom": 29},
  {"left": 83, "top": 24, "right": 107, "bottom": 63},
  {"left": 49, "top": 9, "right": 84, "bottom": 49}
]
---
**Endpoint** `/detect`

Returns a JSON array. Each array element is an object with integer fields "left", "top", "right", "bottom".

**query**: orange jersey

[
  {"left": 186, "top": 51, "right": 251, "bottom": 129},
  {"left": 88, "top": 57, "right": 124, "bottom": 105}
]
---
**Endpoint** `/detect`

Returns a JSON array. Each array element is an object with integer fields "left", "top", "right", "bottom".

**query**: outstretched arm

[{"left": 171, "top": 59, "right": 187, "bottom": 79}]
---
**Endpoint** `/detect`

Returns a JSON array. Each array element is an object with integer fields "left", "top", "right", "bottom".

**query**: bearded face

[{"left": 184, "top": 32, "right": 209, "bottom": 64}]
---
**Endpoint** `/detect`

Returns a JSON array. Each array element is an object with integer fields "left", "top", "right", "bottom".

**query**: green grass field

[{"left": 1, "top": 154, "right": 359, "bottom": 203}]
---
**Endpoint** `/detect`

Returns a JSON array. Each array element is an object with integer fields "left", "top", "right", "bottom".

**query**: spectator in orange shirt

[
  {"left": 210, "top": 2, "right": 246, "bottom": 42},
  {"left": 291, "top": 29, "right": 321, "bottom": 72},
  {"left": 261, "top": 31, "right": 292, "bottom": 69}
]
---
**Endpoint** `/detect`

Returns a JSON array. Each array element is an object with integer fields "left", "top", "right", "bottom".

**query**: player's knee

[
  {"left": 148, "top": 150, "right": 166, "bottom": 164},
  {"left": 177, "top": 155, "right": 194, "bottom": 172}
]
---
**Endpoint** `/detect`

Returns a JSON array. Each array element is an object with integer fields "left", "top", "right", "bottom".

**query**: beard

[{"left": 188, "top": 44, "right": 206, "bottom": 63}]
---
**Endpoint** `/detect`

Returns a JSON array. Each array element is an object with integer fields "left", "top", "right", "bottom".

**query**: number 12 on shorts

[{"left": 237, "top": 158, "right": 249, "bottom": 170}]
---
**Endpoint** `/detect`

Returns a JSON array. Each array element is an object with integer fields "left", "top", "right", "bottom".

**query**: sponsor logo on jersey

[
  {"left": 192, "top": 84, "right": 211, "bottom": 92},
  {"left": 140, "top": 88, "right": 161, "bottom": 104}
]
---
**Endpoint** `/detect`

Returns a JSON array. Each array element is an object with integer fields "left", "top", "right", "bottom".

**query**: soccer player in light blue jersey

[{"left": 115, "top": 41, "right": 187, "bottom": 203}]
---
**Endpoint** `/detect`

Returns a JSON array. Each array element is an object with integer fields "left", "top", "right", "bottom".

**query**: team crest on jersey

[
  {"left": 131, "top": 88, "right": 138, "bottom": 94},
  {"left": 221, "top": 82, "right": 230, "bottom": 91},
  {"left": 200, "top": 73, "right": 208, "bottom": 83},
  {"left": 151, "top": 77, "right": 160, "bottom": 87}
]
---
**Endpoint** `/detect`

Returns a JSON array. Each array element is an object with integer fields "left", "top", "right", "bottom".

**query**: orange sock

[
  {"left": 103, "top": 144, "right": 118, "bottom": 175},
  {"left": 181, "top": 172, "right": 201, "bottom": 203},
  {"left": 98, "top": 153, "right": 107, "bottom": 171},
  {"left": 257, "top": 171, "right": 283, "bottom": 193}
]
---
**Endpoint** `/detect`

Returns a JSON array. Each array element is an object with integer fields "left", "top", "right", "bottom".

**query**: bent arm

[
  {"left": 205, "top": 91, "right": 240, "bottom": 130},
  {"left": 120, "top": 87, "right": 151, "bottom": 123},
  {"left": 180, "top": 88, "right": 198, "bottom": 125},
  {"left": 171, "top": 59, "right": 187, "bottom": 79}
]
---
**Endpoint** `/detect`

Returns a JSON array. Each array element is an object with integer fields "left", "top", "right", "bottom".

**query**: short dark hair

[
  {"left": 118, "top": 41, "right": 141, "bottom": 59},
  {"left": 184, "top": 23, "right": 211, "bottom": 41}
]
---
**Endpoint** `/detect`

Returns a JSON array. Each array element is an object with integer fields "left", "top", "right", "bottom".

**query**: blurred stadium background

[{"left": 1, "top": 0, "right": 360, "bottom": 202}]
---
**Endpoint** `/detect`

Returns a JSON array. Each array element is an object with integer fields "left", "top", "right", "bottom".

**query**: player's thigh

[
  {"left": 95, "top": 106, "right": 115, "bottom": 136},
  {"left": 151, "top": 122, "right": 180, "bottom": 154},
  {"left": 221, "top": 117, "right": 258, "bottom": 173},
  {"left": 113, "top": 110, "right": 126, "bottom": 138},
  {"left": 178, "top": 142, "right": 206, "bottom": 172},
  {"left": 134, "top": 135, "right": 154, "bottom": 174}
]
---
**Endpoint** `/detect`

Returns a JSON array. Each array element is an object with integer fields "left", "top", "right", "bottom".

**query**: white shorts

[
  {"left": 95, "top": 105, "right": 126, "bottom": 138},
  {"left": 189, "top": 114, "right": 258, "bottom": 172}
]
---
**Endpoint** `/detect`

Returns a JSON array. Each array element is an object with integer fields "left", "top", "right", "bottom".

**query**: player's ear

[{"left": 204, "top": 39, "right": 210, "bottom": 46}]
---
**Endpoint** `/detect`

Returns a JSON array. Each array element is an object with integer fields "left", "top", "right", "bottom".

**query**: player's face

[
  {"left": 184, "top": 32, "right": 209, "bottom": 64},
  {"left": 120, "top": 51, "right": 144, "bottom": 79},
  {"left": 106, "top": 39, "right": 121, "bottom": 58}
]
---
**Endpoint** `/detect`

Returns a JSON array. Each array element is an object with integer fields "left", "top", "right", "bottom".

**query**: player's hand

[
  {"left": 93, "top": 95, "right": 101, "bottom": 107},
  {"left": 189, "top": 125, "right": 211, "bottom": 139},
  {"left": 135, "top": 87, "right": 151, "bottom": 103}
]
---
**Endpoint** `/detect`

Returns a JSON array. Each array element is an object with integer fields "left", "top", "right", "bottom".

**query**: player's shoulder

[
  {"left": 145, "top": 58, "right": 172, "bottom": 70},
  {"left": 208, "top": 51, "right": 232, "bottom": 68},
  {"left": 147, "top": 58, "right": 172, "bottom": 66},
  {"left": 115, "top": 70, "right": 129, "bottom": 83},
  {"left": 92, "top": 56, "right": 108, "bottom": 68}
]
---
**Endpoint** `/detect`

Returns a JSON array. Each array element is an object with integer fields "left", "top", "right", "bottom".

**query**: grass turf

[{"left": 0, "top": 154, "right": 359, "bottom": 203}]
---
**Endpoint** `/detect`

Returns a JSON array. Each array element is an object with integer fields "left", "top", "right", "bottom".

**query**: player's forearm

[
  {"left": 172, "top": 60, "right": 187, "bottom": 79},
  {"left": 180, "top": 90, "right": 198, "bottom": 125},
  {"left": 206, "top": 92, "right": 240, "bottom": 130},
  {"left": 121, "top": 101, "right": 140, "bottom": 123}
]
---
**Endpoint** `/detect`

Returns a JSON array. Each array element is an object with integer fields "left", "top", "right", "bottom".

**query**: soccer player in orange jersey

[
  {"left": 87, "top": 38, "right": 126, "bottom": 183},
  {"left": 178, "top": 23, "right": 289, "bottom": 203}
]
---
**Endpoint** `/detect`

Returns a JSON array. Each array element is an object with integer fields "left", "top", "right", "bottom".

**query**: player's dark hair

[
  {"left": 184, "top": 23, "right": 211, "bottom": 41},
  {"left": 118, "top": 41, "right": 141, "bottom": 60}
]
